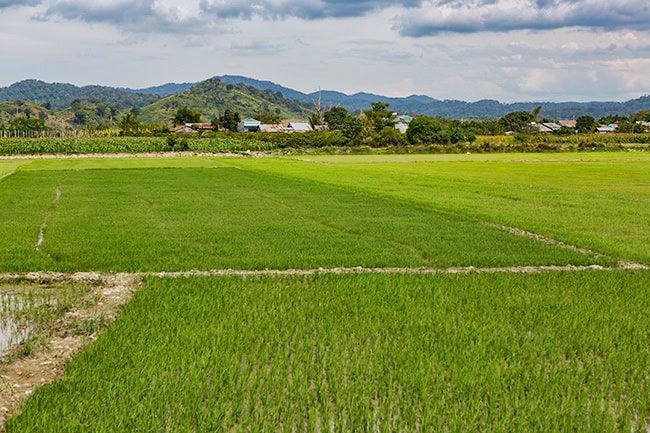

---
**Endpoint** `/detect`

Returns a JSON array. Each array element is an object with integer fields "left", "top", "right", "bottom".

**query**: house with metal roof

[
  {"left": 259, "top": 124, "right": 286, "bottom": 133},
  {"left": 286, "top": 122, "right": 312, "bottom": 133},
  {"left": 237, "top": 119, "right": 261, "bottom": 133}
]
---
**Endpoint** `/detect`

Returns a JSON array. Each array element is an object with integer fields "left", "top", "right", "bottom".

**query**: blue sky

[{"left": 1, "top": 0, "right": 649, "bottom": 102}]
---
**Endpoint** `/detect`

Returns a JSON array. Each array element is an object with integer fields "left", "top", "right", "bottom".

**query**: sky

[{"left": 1, "top": 0, "right": 650, "bottom": 102}]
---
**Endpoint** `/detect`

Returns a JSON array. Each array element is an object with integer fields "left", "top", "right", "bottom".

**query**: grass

[
  {"left": 2, "top": 153, "right": 647, "bottom": 432},
  {"left": 0, "top": 160, "right": 29, "bottom": 180},
  {"left": 7, "top": 271, "right": 649, "bottom": 432},
  {"left": 0, "top": 166, "right": 606, "bottom": 272},
  {"left": 223, "top": 152, "right": 650, "bottom": 264}
]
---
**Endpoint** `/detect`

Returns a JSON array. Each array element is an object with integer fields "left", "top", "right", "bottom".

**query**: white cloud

[
  {"left": 396, "top": 0, "right": 650, "bottom": 36},
  {"left": 0, "top": 1, "right": 649, "bottom": 102}
]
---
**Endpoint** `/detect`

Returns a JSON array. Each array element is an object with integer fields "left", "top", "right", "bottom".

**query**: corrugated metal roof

[
  {"left": 288, "top": 122, "right": 312, "bottom": 132},
  {"left": 259, "top": 124, "right": 285, "bottom": 133}
]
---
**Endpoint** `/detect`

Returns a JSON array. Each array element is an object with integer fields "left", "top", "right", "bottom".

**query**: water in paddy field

[{"left": 0, "top": 293, "right": 33, "bottom": 358}]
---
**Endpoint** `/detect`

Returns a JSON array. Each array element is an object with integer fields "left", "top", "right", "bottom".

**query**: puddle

[
  {"left": 0, "top": 294, "right": 31, "bottom": 357},
  {"left": 0, "top": 291, "right": 56, "bottom": 358}
]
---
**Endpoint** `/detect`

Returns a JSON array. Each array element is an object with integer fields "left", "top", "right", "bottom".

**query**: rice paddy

[{"left": 0, "top": 152, "right": 648, "bottom": 432}]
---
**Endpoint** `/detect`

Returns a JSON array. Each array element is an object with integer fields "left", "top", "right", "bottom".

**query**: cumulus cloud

[
  {"left": 38, "top": 0, "right": 206, "bottom": 34},
  {"left": 0, "top": 0, "right": 41, "bottom": 8},
  {"left": 396, "top": 0, "right": 650, "bottom": 36},
  {"left": 199, "top": 0, "right": 420, "bottom": 20}
]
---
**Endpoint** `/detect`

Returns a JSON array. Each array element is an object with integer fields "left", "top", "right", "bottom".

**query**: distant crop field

[{"left": 1, "top": 152, "right": 648, "bottom": 432}]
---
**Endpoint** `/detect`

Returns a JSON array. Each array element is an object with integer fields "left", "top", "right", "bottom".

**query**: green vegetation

[
  {"left": 0, "top": 136, "right": 277, "bottom": 155},
  {"left": 2, "top": 153, "right": 648, "bottom": 431},
  {"left": 8, "top": 271, "right": 649, "bottom": 432},
  {"left": 138, "top": 79, "right": 310, "bottom": 125},
  {"left": 0, "top": 165, "right": 603, "bottom": 272},
  {"left": 225, "top": 153, "right": 650, "bottom": 264}
]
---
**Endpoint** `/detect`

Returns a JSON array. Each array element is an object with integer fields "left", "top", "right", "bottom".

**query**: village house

[
  {"left": 237, "top": 119, "right": 261, "bottom": 133},
  {"left": 169, "top": 123, "right": 214, "bottom": 133},
  {"left": 259, "top": 124, "right": 286, "bottom": 133},
  {"left": 285, "top": 122, "right": 312, "bottom": 133}
]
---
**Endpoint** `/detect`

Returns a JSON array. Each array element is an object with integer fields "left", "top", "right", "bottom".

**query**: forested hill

[
  {"left": 212, "top": 75, "right": 650, "bottom": 120},
  {"left": 3, "top": 77, "right": 650, "bottom": 119},
  {"left": 137, "top": 78, "right": 312, "bottom": 124},
  {"left": 0, "top": 80, "right": 160, "bottom": 110}
]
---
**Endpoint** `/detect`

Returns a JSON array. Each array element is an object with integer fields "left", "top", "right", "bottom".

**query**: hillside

[
  {"left": 0, "top": 80, "right": 160, "bottom": 110},
  {"left": 0, "top": 101, "right": 72, "bottom": 132},
  {"left": 3, "top": 76, "right": 650, "bottom": 120},
  {"left": 137, "top": 78, "right": 311, "bottom": 124},
  {"left": 208, "top": 76, "right": 650, "bottom": 120}
]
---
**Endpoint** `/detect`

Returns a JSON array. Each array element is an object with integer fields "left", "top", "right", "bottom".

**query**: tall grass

[{"left": 8, "top": 271, "right": 649, "bottom": 432}]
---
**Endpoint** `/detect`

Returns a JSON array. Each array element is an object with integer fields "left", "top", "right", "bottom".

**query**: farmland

[{"left": 1, "top": 152, "right": 649, "bottom": 432}]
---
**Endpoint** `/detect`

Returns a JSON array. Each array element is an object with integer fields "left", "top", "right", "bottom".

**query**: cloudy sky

[{"left": 1, "top": 0, "right": 649, "bottom": 102}]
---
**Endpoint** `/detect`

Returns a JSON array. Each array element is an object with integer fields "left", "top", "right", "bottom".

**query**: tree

[
  {"left": 364, "top": 102, "right": 395, "bottom": 133},
  {"left": 531, "top": 105, "right": 542, "bottom": 123},
  {"left": 213, "top": 109, "right": 241, "bottom": 132},
  {"left": 118, "top": 112, "right": 142, "bottom": 134},
  {"left": 72, "top": 111, "right": 87, "bottom": 125},
  {"left": 631, "top": 109, "right": 650, "bottom": 122},
  {"left": 173, "top": 107, "right": 202, "bottom": 125},
  {"left": 499, "top": 111, "right": 533, "bottom": 133},
  {"left": 308, "top": 113, "right": 321, "bottom": 129},
  {"left": 255, "top": 112, "right": 281, "bottom": 124},
  {"left": 9, "top": 117, "right": 47, "bottom": 132},
  {"left": 406, "top": 116, "right": 443, "bottom": 144},
  {"left": 575, "top": 115, "right": 596, "bottom": 133},
  {"left": 615, "top": 119, "right": 644, "bottom": 133},
  {"left": 340, "top": 116, "right": 363, "bottom": 143},
  {"left": 373, "top": 126, "right": 407, "bottom": 147},
  {"left": 323, "top": 107, "right": 349, "bottom": 131}
]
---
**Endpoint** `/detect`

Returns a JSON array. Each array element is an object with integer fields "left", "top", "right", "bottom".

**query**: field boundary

[{"left": 1, "top": 262, "right": 647, "bottom": 285}]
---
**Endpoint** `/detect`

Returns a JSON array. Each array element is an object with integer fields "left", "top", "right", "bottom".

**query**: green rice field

[{"left": 1, "top": 152, "right": 649, "bottom": 432}]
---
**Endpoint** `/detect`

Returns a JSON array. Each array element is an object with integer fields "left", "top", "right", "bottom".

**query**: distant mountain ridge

[
  {"left": 0, "top": 79, "right": 160, "bottom": 110},
  {"left": 3, "top": 76, "right": 650, "bottom": 120},
  {"left": 138, "top": 75, "right": 650, "bottom": 120}
]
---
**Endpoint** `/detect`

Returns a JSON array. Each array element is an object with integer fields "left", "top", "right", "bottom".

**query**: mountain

[
  {"left": 3, "top": 77, "right": 650, "bottom": 120},
  {"left": 123, "top": 82, "right": 196, "bottom": 97},
  {"left": 137, "top": 78, "right": 312, "bottom": 124},
  {"left": 0, "top": 80, "right": 160, "bottom": 110},
  {"left": 215, "top": 75, "right": 310, "bottom": 104},
  {"left": 206, "top": 76, "right": 650, "bottom": 119}
]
